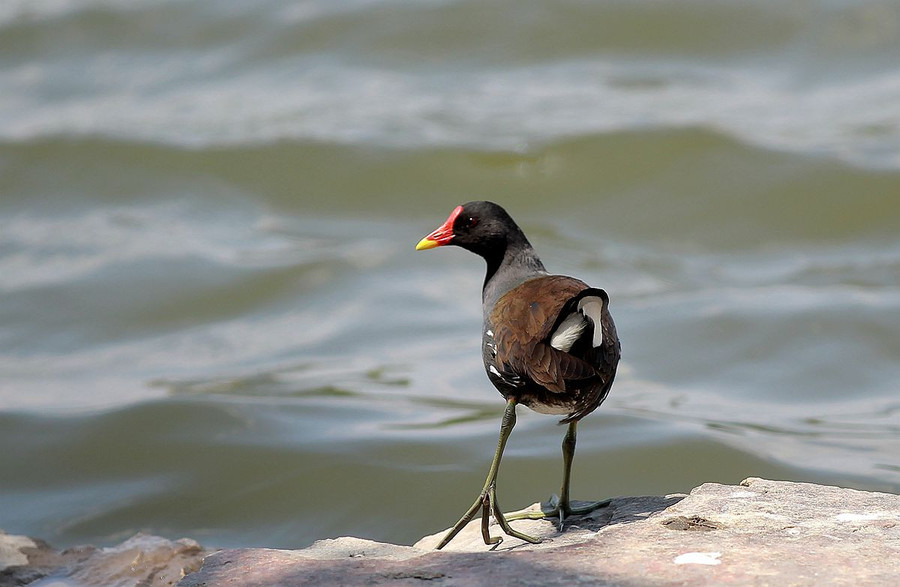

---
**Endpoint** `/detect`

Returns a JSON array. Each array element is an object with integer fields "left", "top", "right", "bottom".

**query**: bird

[{"left": 416, "top": 201, "right": 621, "bottom": 549}]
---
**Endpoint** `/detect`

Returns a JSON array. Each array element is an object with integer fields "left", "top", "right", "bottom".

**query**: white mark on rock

[
  {"left": 674, "top": 552, "right": 722, "bottom": 566},
  {"left": 729, "top": 491, "right": 757, "bottom": 498}
]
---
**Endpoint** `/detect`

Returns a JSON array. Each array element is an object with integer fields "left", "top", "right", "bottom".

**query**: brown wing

[
  {"left": 490, "top": 275, "right": 599, "bottom": 394},
  {"left": 525, "top": 342, "right": 600, "bottom": 392}
]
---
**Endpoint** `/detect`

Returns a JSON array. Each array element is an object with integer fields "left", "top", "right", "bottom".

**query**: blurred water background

[{"left": 1, "top": 0, "right": 899, "bottom": 550}]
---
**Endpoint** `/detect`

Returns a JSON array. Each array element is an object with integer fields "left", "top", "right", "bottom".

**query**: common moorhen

[{"left": 416, "top": 201, "right": 621, "bottom": 549}]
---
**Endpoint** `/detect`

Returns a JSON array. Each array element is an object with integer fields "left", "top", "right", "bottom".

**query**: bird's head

[{"left": 415, "top": 201, "right": 519, "bottom": 257}]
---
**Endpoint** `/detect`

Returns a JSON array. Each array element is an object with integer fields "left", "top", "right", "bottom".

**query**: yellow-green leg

[
  {"left": 508, "top": 421, "right": 610, "bottom": 529},
  {"left": 435, "top": 398, "right": 541, "bottom": 550}
]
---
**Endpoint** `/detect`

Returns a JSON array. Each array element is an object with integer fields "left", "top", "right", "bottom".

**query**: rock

[
  {"left": 181, "top": 478, "right": 900, "bottom": 586},
  {"left": 413, "top": 494, "right": 682, "bottom": 551},
  {"left": 0, "top": 531, "right": 207, "bottom": 587},
  {"left": 5, "top": 479, "right": 898, "bottom": 586}
]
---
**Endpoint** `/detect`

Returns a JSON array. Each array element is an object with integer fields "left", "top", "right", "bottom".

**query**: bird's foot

[
  {"left": 507, "top": 494, "right": 611, "bottom": 531},
  {"left": 435, "top": 483, "right": 541, "bottom": 550}
]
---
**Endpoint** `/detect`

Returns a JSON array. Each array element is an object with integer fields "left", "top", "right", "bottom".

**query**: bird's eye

[{"left": 462, "top": 216, "right": 478, "bottom": 229}]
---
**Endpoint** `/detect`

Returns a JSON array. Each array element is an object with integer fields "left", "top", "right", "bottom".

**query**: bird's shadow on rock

[
  {"left": 604, "top": 494, "right": 687, "bottom": 527},
  {"left": 548, "top": 493, "right": 687, "bottom": 531},
  {"left": 490, "top": 493, "right": 688, "bottom": 553}
]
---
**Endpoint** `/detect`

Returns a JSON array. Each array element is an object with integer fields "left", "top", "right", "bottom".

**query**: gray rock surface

[
  {"left": 181, "top": 478, "right": 900, "bottom": 586},
  {"left": 0, "top": 531, "right": 206, "bottom": 587},
  {"left": 5, "top": 479, "right": 898, "bottom": 586}
]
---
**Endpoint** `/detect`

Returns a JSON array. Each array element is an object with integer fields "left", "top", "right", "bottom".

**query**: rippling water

[{"left": 1, "top": 0, "right": 898, "bottom": 550}]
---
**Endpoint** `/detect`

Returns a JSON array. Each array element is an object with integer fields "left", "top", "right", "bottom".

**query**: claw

[
  {"left": 435, "top": 400, "right": 540, "bottom": 550},
  {"left": 436, "top": 482, "right": 539, "bottom": 549},
  {"left": 507, "top": 496, "right": 611, "bottom": 528}
]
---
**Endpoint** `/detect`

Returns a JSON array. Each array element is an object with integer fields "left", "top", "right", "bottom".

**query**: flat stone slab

[
  {"left": 4, "top": 478, "right": 898, "bottom": 586},
  {"left": 180, "top": 477, "right": 900, "bottom": 586}
]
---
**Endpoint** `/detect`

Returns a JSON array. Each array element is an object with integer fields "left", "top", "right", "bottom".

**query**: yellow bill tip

[{"left": 415, "top": 237, "right": 440, "bottom": 251}]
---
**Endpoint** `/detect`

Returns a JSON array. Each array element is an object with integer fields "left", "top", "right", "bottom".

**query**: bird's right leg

[
  {"left": 435, "top": 398, "right": 540, "bottom": 549},
  {"left": 507, "top": 421, "right": 610, "bottom": 529}
]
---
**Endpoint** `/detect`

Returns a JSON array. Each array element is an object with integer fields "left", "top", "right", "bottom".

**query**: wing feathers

[{"left": 488, "top": 277, "right": 618, "bottom": 417}]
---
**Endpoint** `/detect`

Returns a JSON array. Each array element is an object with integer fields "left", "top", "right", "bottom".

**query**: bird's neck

[{"left": 481, "top": 237, "right": 547, "bottom": 311}]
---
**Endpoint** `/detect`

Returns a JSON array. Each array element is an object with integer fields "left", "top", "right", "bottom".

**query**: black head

[{"left": 416, "top": 201, "right": 528, "bottom": 258}]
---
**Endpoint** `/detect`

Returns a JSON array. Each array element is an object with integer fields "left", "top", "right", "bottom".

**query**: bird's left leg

[
  {"left": 507, "top": 421, "right": 609, "bottom": 529},
  {"left": 435, "top": 398, "right": 540, "bottom": 549}
]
